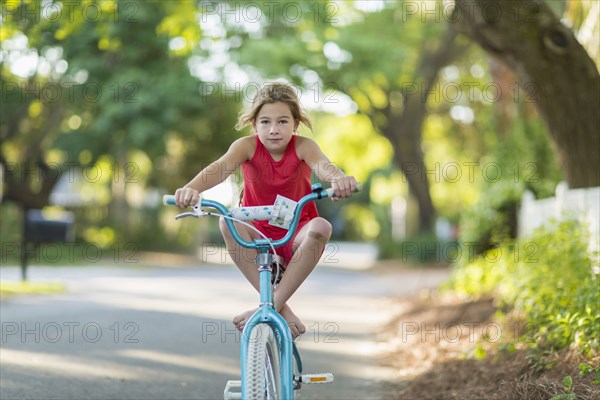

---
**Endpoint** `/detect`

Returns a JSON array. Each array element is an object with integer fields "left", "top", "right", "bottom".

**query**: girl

[{"left": 175, "top": 83, "right": 356, "bottom": 337}]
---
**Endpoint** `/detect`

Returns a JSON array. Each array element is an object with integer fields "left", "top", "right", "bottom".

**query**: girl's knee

[{"left": 308, "top": 218, "right": 332, "bottom": 242}]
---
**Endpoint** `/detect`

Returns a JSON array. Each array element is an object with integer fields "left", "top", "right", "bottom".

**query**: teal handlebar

[{"left": 163, "top": 183, "right": 361, "bottom": 250}]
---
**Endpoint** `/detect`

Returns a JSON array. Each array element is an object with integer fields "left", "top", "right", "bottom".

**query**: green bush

[
  {"left": 457, "top": 113, "right": 562, "bottom": 262},
  {"left": 458, "top": 180, "right": 525, "bottom": 260},
  {"left": 449, "top": 219, "right": 599, "bottom": 357}
]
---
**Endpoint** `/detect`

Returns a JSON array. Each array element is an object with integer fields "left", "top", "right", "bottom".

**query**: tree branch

[{"left": 454, "top": 0, "right": 600, "bottom": 187}]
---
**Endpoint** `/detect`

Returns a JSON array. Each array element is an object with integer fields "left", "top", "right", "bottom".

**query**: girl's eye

[{"left": 260, "top": 120, "right": 269, "bottom": 125}]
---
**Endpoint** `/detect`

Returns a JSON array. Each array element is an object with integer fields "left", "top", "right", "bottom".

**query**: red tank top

[{"left": 242, "top": 135, "right": 318, "bottom": 239}]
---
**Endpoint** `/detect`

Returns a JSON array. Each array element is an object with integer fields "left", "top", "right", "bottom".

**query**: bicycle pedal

[
  {"left": 298, "top": 373, "right": 334, "bottom": 384},
  {"left": 223, "top": 380, "right": 241, "bottom": 400}
]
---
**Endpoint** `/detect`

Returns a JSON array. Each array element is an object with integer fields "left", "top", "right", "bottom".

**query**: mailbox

[
  {"left": 24, "top": 209, "right": 75, "bottom": 243},
  {"left": 20, "top": 209, "right": 75, "bottom": 280}
]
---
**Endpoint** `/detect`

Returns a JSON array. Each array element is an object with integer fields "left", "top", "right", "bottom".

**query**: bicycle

[{"left": 163, "top": 182, "right": 360, "bottom": 399}]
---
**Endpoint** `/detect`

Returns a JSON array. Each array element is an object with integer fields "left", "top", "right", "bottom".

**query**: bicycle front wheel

[{"left": 244, "top": 323, "right": 282, "bottom": 400}]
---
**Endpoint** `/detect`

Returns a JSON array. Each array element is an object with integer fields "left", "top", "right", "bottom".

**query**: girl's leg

[
  {"left": 219, "top": 218, "right": 308, "bottom": 337},
  {"left": 219, "top": 217, "right": 261, "bottom": 291},
  {"left": 273, "top": 217, "right": 332, "bottom": 335}
]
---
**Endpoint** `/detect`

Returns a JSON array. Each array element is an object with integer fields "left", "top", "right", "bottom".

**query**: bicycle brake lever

[
  {"left": 175, "top": 205, "right": 214, "bottom": 220},
  {"left": 175, "top": 205, "right": 200, "bottom": 219},
  {"left": 175, "top": 211, "right": 199, "bottom": 219}
]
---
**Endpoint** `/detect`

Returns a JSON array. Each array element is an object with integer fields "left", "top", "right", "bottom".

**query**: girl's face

[{"left": 253, "top": 102, "right": 297, "bottom": 157}]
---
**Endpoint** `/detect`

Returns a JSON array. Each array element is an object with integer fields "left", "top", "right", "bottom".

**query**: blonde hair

[{"left": 236, "top": 82, "right": 312, "bottom": 131}]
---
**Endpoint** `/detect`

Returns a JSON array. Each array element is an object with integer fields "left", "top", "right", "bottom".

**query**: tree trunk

[
  {"left": 384, "top": 95, "right": 436, "bottom": 234},
  {"left": 381, "top": 25, "right": 469, "bottom": 233},
  {"left": 1, "top": 158, "right": 58, "bottom": 209},
  {"left": 1, "top": 80, "right": 66, "bottom": 209},
  {"left": 454, "top": 0, "right": 600, "bottom": 188}
]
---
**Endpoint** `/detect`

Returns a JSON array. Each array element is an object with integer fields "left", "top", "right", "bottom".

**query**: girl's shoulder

[
  {"left": 294, "top": 135, "right": 320, "bottom": 160},
  {"left": 229, "top": 135, "right": 256, "bottom": 162}
]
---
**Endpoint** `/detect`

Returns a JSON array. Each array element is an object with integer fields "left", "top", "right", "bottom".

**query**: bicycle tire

[{"left": 244, "top": 323, "right": 282, "bottom": 399}]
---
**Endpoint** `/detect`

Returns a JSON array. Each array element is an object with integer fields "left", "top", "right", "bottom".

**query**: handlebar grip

[
  {"left": 324, "top": 181, "right": 363, "bottom": 198},
  {"left": 163, "top": 194, "right": 203, "bottom": 207},
  {"left": 163, "top": 195, "right": 176, "bottom": 206}
]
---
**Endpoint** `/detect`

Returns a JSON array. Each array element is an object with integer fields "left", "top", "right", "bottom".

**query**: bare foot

[
  {"left": 280, "top": 305, "right": 306, "bottom": 338},
  {"left": 232, "top": 306, "right": 306, "bottom": 338},
  {"left": 233, "top": 308, "right": 258, "bottom": 332}
]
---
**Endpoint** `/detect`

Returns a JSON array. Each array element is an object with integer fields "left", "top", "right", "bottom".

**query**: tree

[
  {"left": 1, "top": 0, "right": 233, "bottom": 220},
  {"left": 321, "top": 20, "right": 471, "bottom": 233},
  {"left": 376, "top": 24, "right": 470, "bottom": 233},
  {"left": 454, "top": 0, "right": 600, "bottom": 188},
  {"left": 229, "top": 1, "right": 470, "bottom": 233}
]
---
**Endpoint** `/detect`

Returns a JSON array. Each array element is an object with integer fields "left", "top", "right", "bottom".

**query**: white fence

[{"left": 518, "top": 182, "right": 600, "bottom": 255}]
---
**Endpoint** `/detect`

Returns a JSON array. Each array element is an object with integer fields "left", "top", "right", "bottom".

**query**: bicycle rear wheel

[{"left": 244, "top": 323, "right": 282, "bottom": 399}]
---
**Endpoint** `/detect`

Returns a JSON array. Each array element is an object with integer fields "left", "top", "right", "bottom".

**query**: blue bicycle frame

[{"left": 164, "top": 184, "right": 346, "bottom": 399}]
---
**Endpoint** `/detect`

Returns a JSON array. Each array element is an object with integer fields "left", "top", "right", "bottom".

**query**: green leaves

[
  {"left": 578, "top": 362, "right": 600, "bottom": 384},
  {"left": 548, "top": 376, "right": 575, "bottom": 400},
  {"left": 450, "top": 219, "right": 599, "bottom": 359},
  {"left": 1, "top": 0, "right": 238, "bottom": 208}
]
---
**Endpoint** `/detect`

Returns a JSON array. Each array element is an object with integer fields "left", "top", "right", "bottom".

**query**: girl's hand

[
  {"left": 174, "top": 187, "right": 201, "bottom": 208},
  {"left": 331, "top": 176, "right": 357, "bottom": 201}
]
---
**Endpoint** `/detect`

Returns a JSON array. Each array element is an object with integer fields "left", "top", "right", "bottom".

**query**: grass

[{"left": 0, "top": 281, "right": 67, "bottom": 299}]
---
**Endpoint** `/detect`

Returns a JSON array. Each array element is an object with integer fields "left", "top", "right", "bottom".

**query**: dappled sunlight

[
  {"left": 0, "top": 348, "right": 142, "bottom": 380},
  {"left": 298, "top": 341, "right": 397, "bottom": 382},
  {"left": 342, "top": 204, "right": 380, "bottom": 240},
  {"left": 313, "top": 113, "right": 393, "bottom": 184},
  {"left": 91, "top": 292, "right": 246, "bottom": 322},
  {"left": 423, "top": 114, "right": 485, "bottom": 219},
  {"left": 293, "top": 295, "right": 390, "bottom": 326},
  {"left": 0, "top": 264, "right": 450, "bottom": 398},
  {"left": 78, "top": 274, "right": 256, "bottom": 322},
  {"left": 298, "top": 333, "right": 379, "bottom": 358},
  {"left": 370, "top": 173, "right": 406, "bottom": 206},
  {"left": 125, "top": 150, "right": 153, "bottom": 208},
  {"left": 4, "top": 0, "right": 595, "bottom": 398},
  {"left": 117, "top": 349, "right": 239, "bottom": 377},
  {"left": 291, "top": 294, "right": 398, "bottom": 382}
]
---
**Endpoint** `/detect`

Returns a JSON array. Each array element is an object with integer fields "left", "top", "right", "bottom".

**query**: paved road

[{"left": 0, "top": 263, "right": 449, "bottom": 400}]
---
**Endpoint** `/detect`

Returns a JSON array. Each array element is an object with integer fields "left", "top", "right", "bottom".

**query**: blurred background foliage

[{"left": 0, "top": 0, "right": 597, "bottom": 262}]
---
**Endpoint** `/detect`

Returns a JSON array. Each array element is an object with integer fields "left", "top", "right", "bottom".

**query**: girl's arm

[
  {"left": 175, "top": 136, "right": 254, "bottom": 207},
  {"left": 296, "top": 137, "right": 356, "bottom": 200}
]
